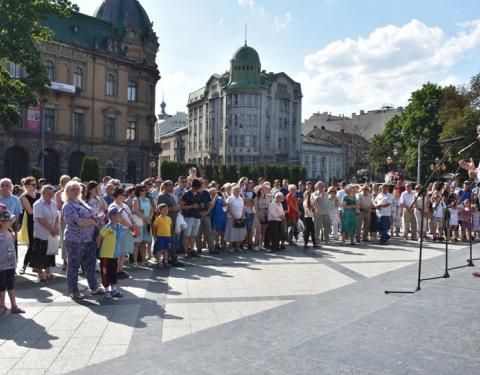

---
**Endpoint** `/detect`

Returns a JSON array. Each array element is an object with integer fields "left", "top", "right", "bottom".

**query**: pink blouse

[{"left": 268, "top": 201, "right": 285, "bottom": 222}]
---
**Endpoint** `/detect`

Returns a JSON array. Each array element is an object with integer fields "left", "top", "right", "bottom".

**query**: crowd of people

[{"left": 1, "top": 167, "right": 480, "bottom": 310}]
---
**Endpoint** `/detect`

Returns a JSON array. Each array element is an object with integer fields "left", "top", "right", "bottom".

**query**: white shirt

[
  {"left": 449, "top": 207, "right": 459, "bottom": 225},
  {"left": 400, "top": 191, "right": 415, "bottom": 208},
  {"left": 33, "top": 198, "right": 59, "bottom": 240},
  {"left": 375, "top": 192, "right": 394, "bottom": 217},
  {"left": 226, "top": 195, "right": 244, "bottom": 219},
  {"left": 337, "top": 189, "right": 346, "bottom": 203},
  {"left": 432, "top": 201, "right": 446, "bottom": 219}
]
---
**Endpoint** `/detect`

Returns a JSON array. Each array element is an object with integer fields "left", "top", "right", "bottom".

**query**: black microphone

[
  {"left": 458, "top": 142, "right": 477, "bottom": 155},
  {"left": 439, "top": 136, "right": 464, "bottom": 144}
]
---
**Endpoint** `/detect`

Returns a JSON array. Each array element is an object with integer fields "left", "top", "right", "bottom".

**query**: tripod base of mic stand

[
  {"left": 385, "top": 285, "right": 421, "bottom": 294},
  {"left": 443, "top": 271, "right": 450, "bottom": 278}
]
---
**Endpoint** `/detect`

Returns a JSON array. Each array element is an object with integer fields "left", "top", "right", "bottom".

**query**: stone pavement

[{"left": 1, "top": 238, "right": 479, "bottom": 374}]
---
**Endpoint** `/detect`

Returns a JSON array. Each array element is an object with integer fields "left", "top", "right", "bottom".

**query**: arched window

[
  {"left": 4, "top": 147, "right": 28, "bottom": 184},
  {"left": 46, "top": 60, "right": 55, "bottom": 81},
  {"left": 128, "top": 80, "right": 137, "bottom": 102},
  {"left": 105, "top": 116, "right": 116, "bottom": 139},
  {"left": 106, "top": 74, "right": 115, "bottom": 96},
  {"left": 73, "top": 67, "right": 83, "bottom": 89}
]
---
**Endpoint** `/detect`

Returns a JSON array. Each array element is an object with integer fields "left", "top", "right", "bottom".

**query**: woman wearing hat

[{"left": 341, "top": 185, "right": 359, "bottom": 245}]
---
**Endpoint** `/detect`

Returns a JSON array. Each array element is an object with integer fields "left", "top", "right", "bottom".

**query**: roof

[
  {"left": 188, "top": 87, "right": 206, "bottom": 105},
  {"left": 161, "top": 126, "right": 188, "bottom": 139},
  {"left": 227, "top": 43, "right": 262, "bottom": 90},
  {"left": 93, "top": 0, "right": 153, "bottom": 40},
  {"left": 324, "top": 129, "right": 371, "bottom": 145},
  {"left": 42, "top": 12, "right": 122, "bottom": 56},
  {"left": 303, "top": 127, "right": 341, "bottom": 147}
]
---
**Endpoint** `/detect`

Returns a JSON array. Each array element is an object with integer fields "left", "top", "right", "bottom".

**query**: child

[
  {"left": 448, "top": 200, "right": 460, "bottom": 242},
  {"left": 96, "top": 207, "right": 124, "bottom": 300},
  {"left": 153, "top": 204, "right": 172, "bottom": 267},
  {"left": 461, "top": 199, "right": 472, "bottom": 241},
  {"left": 0, "top": 209, "right": 24, "bottom": 314},
  {"left": 472, "top": 194, "right": 480, "bottom": 240},
  {"left": 431, "top": 195, "right": 446, "bottom": 241}
]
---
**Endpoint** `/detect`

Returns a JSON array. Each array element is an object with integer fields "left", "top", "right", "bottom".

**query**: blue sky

[{"left": 76, "top": 0, "right": 480, "bottom": 120}]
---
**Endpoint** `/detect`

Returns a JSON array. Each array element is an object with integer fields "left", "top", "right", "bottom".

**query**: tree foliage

[
  {"left": 369, "top": 79, "right": 480, "bottom": 182},
  {"left": 80, "top": 156, "right": 99, "bottom": 182},
  {"left": 0, "top": 0, "right": 78, "bottom": 130}
]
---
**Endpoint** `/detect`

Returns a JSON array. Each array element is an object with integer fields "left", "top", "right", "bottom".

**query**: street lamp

[
  {"left": 149, "top": 160, "right": 156, "bottom": 177},
  {"left": 386, "top": 156, "right": 393, "bottom": 170}
]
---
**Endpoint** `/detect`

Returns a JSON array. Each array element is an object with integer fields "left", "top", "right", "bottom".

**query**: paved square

[{"left": 0, "top": 239, "right": 477, "bottom": 374}]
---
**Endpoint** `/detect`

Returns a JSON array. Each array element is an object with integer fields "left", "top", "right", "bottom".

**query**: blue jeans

[{"left": 379, "top": 216, "right": 391, "bottom": 243}]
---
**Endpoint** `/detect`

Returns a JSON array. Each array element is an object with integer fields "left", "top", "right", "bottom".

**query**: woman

[
  {"left": 124, "top": 186, "right": 136, "bottom": 210},
  {"left": 369, "top": 184, "right": 379, "bottom": 241},
  {"left": 243, "top": 180, "right": 256, "bottom": 249},
  {"left": 391, "top": 187, "right": 402, "bottom": 237},
  {"left": 84, "top": 181, "right": 108, "bottom": 225},
  {"left": 224, "top": 185, "right": 246, "bottom": 252},
  {"left": 414, "top": 184, "right": 429, "bottom": 240},
  {"left": 56, "top": 175, "right": 70, "bottom": 271},
  {"left": 303, "top": 190, "right": 317, "bottom": 249},
  {"left": 132, "top": 184, "right": 153, "bottom": 265},
  {"left": 267, "top": 192, "right": 285, "bottom": 252},
  {"left": 209, "top": 187, "right": 226, "bottom": 251},
  {"left": 254, "top": 184, "right": 270, "bottom": 251},
  {"left": 19, "top": 177, "right": 40, "bottom": 274},
  {"left": 110, "top": 188, "right": 135, "bottom": 271},
  {"left": 30, "top": 185, "right": 59, "bottom": 281},
  {"left": 62, "top": 181, "right": 103, "bottom": 299},
  {"left": 341, "top": 185, "right": 358, "bottom": 246}
]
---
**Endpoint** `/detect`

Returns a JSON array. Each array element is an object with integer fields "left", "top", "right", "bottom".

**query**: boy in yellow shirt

[{"left": 153, "top": 204, "right": 172, "bottom": 267}]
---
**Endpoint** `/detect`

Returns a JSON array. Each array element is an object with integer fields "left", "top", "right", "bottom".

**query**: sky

[{"left": 75, "top": 0, "right": 480, "bottom": 121}]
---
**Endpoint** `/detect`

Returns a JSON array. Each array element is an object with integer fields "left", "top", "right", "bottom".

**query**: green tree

[
  {"left": 0, "top": 0, "right": 78, "bottom": 130},
  {"left": 203, "top": 164, "right": 215, "bottom": 181},
  {"left": 239, "top": 165, "right": 251, "bottom": 179},
  {"left": 80, "top": 156, "right": 99, "bottom": 182},
  {"left": 219, "top": 165, "right": 228, "bottom": 185},
  {"left": 227, "top": 165, "right": 238, "bottom": 182},
  {"left": 30, "top": 166, "right": 41, "bottom": 181}
]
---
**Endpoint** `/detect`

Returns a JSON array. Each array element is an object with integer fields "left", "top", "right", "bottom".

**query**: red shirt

[{"left": 286, "top": 192, "right": 299, "bottom": 220}]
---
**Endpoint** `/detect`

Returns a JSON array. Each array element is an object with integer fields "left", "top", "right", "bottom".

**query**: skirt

[
  {"left": 134, "top": 224, "right": 152, "bottom": 243},
  {"left": 122, "top": 229, "right": 135, "bottom": 255},
  {"left": 29, "top": 238, "right": 56, "bottom": 269},
  {"left": 224, "top": 217, "right": 247, "bottom": 242}
]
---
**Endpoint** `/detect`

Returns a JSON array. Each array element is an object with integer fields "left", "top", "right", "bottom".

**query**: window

[
  {"left": 128, "top": 81, "right": 137, "bottom": 101},
  {"left": 245, "top": 135, "right": 250, "bottom": 147},
  {"left": 73, "top": 112, "right": 85, "bottom": 136},
  {"left": 43, "top": 108, "right": 55, "bottom": 133},
  {"left": 239, "top": 135, "right": 244, "bottom": 147},
  {"left": 73, "top": 67, "right": 83, "bottom": 89},
  {"left": 127, "top": 121, "right": 137, "bottom": 141},
  {"left": 46, "top": 61, "right": 55, "bottom": 81},
  {"left": 253, "top": 135, "right": 257, "bottom": 147},
  {"left": 105, "top": 117, "right": 116, "bottom": 139},
  {"left": 9, "top": 62, "right": 21, "bottom": 78},
  {"left": 234, "top": 94, "right": 238, "bottom": 106},
  {"left": 106, "top": 74, "right": 115, "bottom": 96}
]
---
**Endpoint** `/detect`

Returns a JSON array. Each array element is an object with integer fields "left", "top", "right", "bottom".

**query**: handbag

[
  {"left": 233, "top": 218, "right": 246, "bottom": 228},
  {"left": 46, "top": 234, "right": 60, "bottom": 255},
  {"left": 18, "top": 213, "right": 29, "bottom": 244}
]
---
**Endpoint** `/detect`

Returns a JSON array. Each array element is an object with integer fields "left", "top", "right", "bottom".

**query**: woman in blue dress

[
  {"left": 132, "top": 184, "right": 153, "bottom": 265},
  {"left": 210, "top": 187, "right": 226, "bottom": 251}
]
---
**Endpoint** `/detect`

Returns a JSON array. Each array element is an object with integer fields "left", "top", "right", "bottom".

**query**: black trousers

[
  {"left": 303, "top": 217, "right": 316, "bottom": 246},
  {"left": 268, "top": 220, "right": 282, "bottom": 250}
]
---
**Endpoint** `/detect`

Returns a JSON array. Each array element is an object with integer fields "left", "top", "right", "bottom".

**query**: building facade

[
  {"left": 186, "top": 44, "right": 302, "bottom": 166},
  {"left": 303, "top": 105, "right": 403, "bottom": 141},
  {"left": 0, "top": 0, "right": 160, "bottom": 184},
  {"left": 160, "top": 126, "right": 188, "bottom": 163},
  {"left": 301, "top": 130, "right": 344, "bottom": 182}
]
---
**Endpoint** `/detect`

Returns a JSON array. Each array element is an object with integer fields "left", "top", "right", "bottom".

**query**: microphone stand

[{"left": 385, "top": 143, "right": 454, "bottom": 294}]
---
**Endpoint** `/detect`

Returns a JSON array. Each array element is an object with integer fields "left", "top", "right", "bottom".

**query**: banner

[{"left": 25, "top": 107, "right": 41, "bottom": 133}]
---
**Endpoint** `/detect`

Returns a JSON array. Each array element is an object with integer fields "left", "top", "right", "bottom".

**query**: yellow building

[{"left": 0, "top": 0, "right": 160, "bottom": 183}]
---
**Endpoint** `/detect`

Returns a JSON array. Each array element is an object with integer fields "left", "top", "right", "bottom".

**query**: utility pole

[{"left": 417, "top": 136, "right": 421, "bottom": 183}]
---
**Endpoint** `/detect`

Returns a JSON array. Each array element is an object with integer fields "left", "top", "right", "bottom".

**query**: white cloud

[
  {"left": 274, "top": 12, "right": 292, "bottom": 32},
  {"left": 156, "top": 70, "right": 193, "bottom": 114},
  {"left": 218, "top": 17, "right": 224, "bottom": 26},
  {"left": 238, "top": 0, "right": 254, "bottom": 8},
  {"left": 298, "top": 19, "right": 480, "bottom": 118}
]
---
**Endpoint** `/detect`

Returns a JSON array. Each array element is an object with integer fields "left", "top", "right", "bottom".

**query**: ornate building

[
  {"left": 186, "top": 43, "right": 302, "bottom": 166},
  {"left": 0, "top": 0, "right": 160, "bottom": 183}
]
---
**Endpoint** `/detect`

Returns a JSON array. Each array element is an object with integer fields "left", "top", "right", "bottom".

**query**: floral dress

[{"left": 342, "top": 196, "right": 357, "bottom": 236}]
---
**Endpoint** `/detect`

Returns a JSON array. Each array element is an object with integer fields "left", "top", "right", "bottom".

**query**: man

[
  {"left": 400, "top": 183, "right": 417, "bottom": 240},
  {"left": 195, "top": 179, "right": 215, "bottom": 254},
  {"left": 295, "top": 181, "right": 306, "bottom": 241},
  {"left": 37, "top": 178, "right": 47, "bottom": 190},
  {"left": 286, "top": 184, "right": 300, "bottom": 245},
  {"left": 0, "top": 178, "right": 23, "bottom": 252},
  {"left": 336, "top": 181, "right": 348, "bottom": 203},
  {"left": 150, "top": 178, "right": 162, "bottom": 203},
  {"left": 280, "top": 179, "right": 289, "bottom": 211},
  {"left": 356, "top": 185, "right": 373, "bottom": 242},
  {"left": 180, "top": 178, "right": 203, "bottom": 258},
  {"left": 103, "top": 183, "right": 115, "bottom": 206},
  {"left": 312, "top": 181, "right": 329, "bottom": 245},
  {"left": 99, "top": 176, "right": 112, "bottom": 195},
  {"left": 375, "top": 184, "right": 394, "bottom": 244},
  {"left": 157, "top": 181, "right": 183, "bottom": 266},
  {"left": 174, "top": 176, "right": 188, "bottom": 204},
  {"left": 459, "top": 180, "right": 472, "bottom": 201}
]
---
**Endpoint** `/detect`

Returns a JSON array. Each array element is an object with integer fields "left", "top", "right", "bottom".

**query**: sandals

[
  {"left": 70, "top": 293, "right": 84, "bottom": 300},
  {"left": 0, "top": 305, "right": 6, "bottom": 314},
  {"left": 11, "top": 306, "right": 25, "bottom": 314},
  {"left": 91, "top": 286, "right": 105, "bottom": 295}
]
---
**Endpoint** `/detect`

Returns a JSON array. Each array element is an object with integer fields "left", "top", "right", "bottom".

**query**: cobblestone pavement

[{"left": 0, "top": 239, "right": 478, "bottom": 374}]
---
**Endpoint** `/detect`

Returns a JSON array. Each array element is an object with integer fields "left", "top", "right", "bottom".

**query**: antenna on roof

[{"left": 245, "top": 24, "right": 247, "bottom": 46}]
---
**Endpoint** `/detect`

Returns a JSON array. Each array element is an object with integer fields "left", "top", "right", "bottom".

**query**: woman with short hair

[
  {"left": 224, "top": 185, "right": 246, "bottom": 252},
  {"left": 62, "top": 181, "right": 103, "bottom": 299},
  {"left": 19, "top": 177, "right": 40, "bottom": 274},
  {"left": 56, "top": 175, "right": 71, "bottom": 271},
  {"left": 132, "top": 184, "right": 153, "bottom": 265},
  {"left": 30, "top": 185, "right": 59, "bottom": 281},
  {"left": 267, "top": 192, "right": 285, "bottom": 252}
]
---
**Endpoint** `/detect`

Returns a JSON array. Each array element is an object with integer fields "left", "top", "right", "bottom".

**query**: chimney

[{"left": 321, "top": 126, "right": 326, "bottom": 130}]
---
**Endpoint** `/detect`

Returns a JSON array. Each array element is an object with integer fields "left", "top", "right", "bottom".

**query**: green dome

[
  {"left": 94, "top": 0, "right": 153, "bottom": 40},
  {"left": 228, "top": 43, "right": 261, "bottom": 90},
  {"left": 232, "top": 44, "right": 261, "bottom": 68}
]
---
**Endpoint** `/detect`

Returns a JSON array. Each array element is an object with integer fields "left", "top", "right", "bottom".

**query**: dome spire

[{"left": 244, "top": 24, "right": 247, "bottom": 46}]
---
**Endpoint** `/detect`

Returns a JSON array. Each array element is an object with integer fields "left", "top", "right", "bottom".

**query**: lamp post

[
  {"left": 149, "top": 160, "right": 156, "bottom": 177},
  {"left": 386, "top": 156, "right": 393, "bottom": 171}
]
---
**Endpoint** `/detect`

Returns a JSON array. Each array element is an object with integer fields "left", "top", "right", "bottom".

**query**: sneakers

[
  {"left": 104, "top": 291, "right": 112, "bottom": 300},
  {"left": 111, "top": 290, "right": 124, "bottom": 298}
]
